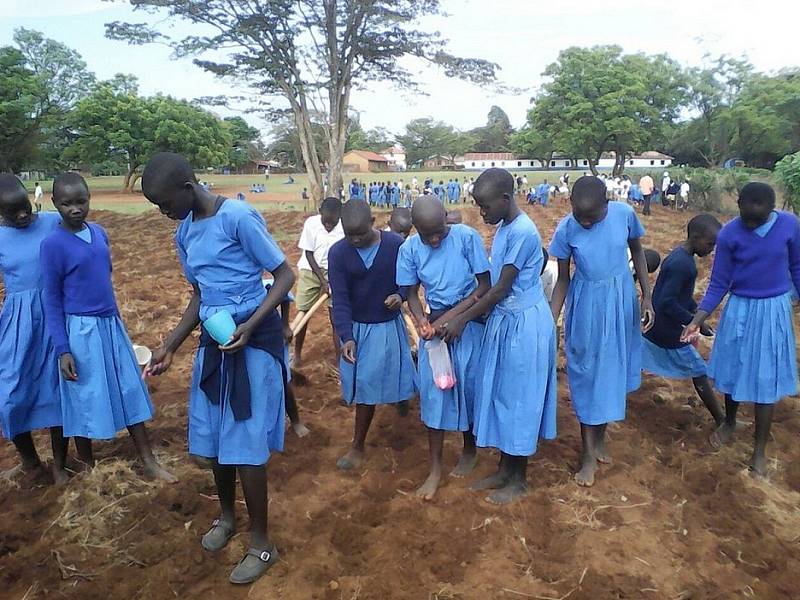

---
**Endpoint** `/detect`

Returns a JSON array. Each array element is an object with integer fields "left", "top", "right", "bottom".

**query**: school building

[
  {"left": 343, "top": 150, "right": 390, "bottom": 173},
  {"left": 458, "top": 151, "right": 673, "bottom": 171},
  {"left": 380, "top": 145, "right": 407, "bottom": 171}
]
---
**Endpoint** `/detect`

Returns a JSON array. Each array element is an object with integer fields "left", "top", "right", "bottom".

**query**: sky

[{"left": 2, "top": 0, "right": 798, "bottom": 140}]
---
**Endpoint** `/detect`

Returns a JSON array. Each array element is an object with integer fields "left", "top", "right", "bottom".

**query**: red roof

[{"left": 346, "top": 150, "right": 389, "bottom": 162}]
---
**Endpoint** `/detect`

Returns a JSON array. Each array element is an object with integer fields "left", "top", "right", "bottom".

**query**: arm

[
  {"left": 788, "top": 217, "right": 800, "bottom": 295},
  {"left": 549, "top": 258, "right": 571, "bottom": 321},
  {"left": 223, "top": 261, "right": 295, "bottom": 352},
  {"left": 280, "top": 299, "right": 293, "bottom": 343},
  {"left": 147, "top": 284, "right": 202, "bottom": 375},
  {"left": 439, "top": 265, "right": 519, "bottom": 342},
  {"left": 328, "top": 250, "right": 354, "bottom": 341},
  {"left": 402, "top": 283, "right": 435, "bottom": 340},
  {"left": 682, "top": 235, "right": 732, "bottom": 340},
  {"left": 306, "top": 250, "right": 329, "bottom": 292},
  {"left": 40, "top": 240, "right": 77, "bottom": 380},
  {"left": 655, "top": 262, "right": 695, "bottom": 326},
  {"left": 431, "top": 272, "right": 491, "bottom": 331},
  {"left": 628, "top": 238, "right": 654, "bottom": 332}
]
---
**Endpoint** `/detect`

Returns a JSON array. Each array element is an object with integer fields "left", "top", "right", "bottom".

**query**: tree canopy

[{"left": 396, "top": 118, "right": 475, "bottom": 167}]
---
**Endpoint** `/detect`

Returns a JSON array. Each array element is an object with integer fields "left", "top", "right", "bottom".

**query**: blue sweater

[
  {"left": 645, "top": 246, "right": 696, "bottom": 349},
  {"left": 698, "top": 211, "right": 800, "bottom": 313},
  {"left": 328, "top": 230, "right": 405, "bottom": 343},
  {"left": 41, "top": 223, "right": 119, "bottom": 355}
]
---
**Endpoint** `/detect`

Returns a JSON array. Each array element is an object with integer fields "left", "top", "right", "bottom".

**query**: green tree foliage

[
  {"left": 266, "top": 115, "right": 329, "bottom": 170},
  {"left": 469, "top": 106, "right": 514, "bottom": 152},
  {"left": 107, "top": 0, "right": 497, "bottom": 208},
  {"left": 775, "top": 152, "right": 800, "bottom": 212},
  {"left": 527, "top": 46, "right": 687, "bottom": 175},
  {"left": 345, "top": 119, "right": 395, "bottom": 153},
  {"left": 509, "top": 118, "right": 555, "bottom": 168},
  {"left": 0, "top": 47, "right": 39, "bottom": 172},
  {"left": 397, "top": 118, "right": 475, "bottom": 167},
  {"left": 224, "top": 116, "right": 263, "bottom": 171},
  {"left": 67, "top": 80, "right": 231, "bottom": 191}
]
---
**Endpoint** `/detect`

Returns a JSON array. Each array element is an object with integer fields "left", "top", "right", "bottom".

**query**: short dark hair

[
  {"left": 644, "top": 248, "right": 661, "bottom": 273},
  {"left": 739, "top": 182, "right": 776, "bottom": 207},
  {"left": 53, "top": 171, "right": 89, "bottom": 198},
  {"left": 341, "top": 199, "right": 371, "bottom": 227},
  {"left": 473, "top": 168, "right": 514, "bottom": 198},
  {"left": 687, "top": 213, "right": 722, "bottom": 238},
  {"left": 571, "top": 176, "right": 606, "bottom": 205},
  {"left": 0, "top": 173, "right": 26, "bottom": 197},
  {"left": 320, "top": 196, "right": 342, "bottom": 214},
  {"left": 141, "top": 152, "right": 197, "bottom": 196}
]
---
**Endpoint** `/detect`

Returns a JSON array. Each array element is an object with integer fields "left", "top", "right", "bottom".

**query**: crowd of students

[{"left": 1, "top": 156, "right": 798, "bottom": 586}]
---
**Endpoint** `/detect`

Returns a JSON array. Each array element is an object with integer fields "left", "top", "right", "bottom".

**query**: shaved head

[
  {"left": 388, "top": 206, "right": 412, "bottom": 238},
  {"left": 142, "top": 152, "right": 197, "bottom": 197},
  {"left": 341, "top": 199, "right": 371, "bottom": 228},
  {"left": 0, "top": 173, "right": 26, "bottom": 202},
  {"left": 411, "top": 195, "right": 446, "bottom": 229},
  {"left": 473, "top": 168, "right": 514, "bottom": 200}
]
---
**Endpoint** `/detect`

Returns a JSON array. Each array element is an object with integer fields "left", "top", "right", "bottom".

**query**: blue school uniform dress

[
  {"left": 396, "top": 225, "right": 490, "bottom": 432},
  {"left": 549, "top": 201, "right": 645, "bottom": 425},
  {"left": 329, "top": 231, "right": 416, "bottom": 405},
  {"left": 699, "top": 211, "right": 800, "bottom": 404},
  {"left": 0, "top": 212, "right": 62, "bottom": 439},
  {"left": 40, "top": 223, "right": 154, "bottom": 440},
  {"left": 473, "top": 213, "right": 557, "bottom": 456},
  {"left": 642, "top": 246, "right": 707, "bottom": 379},
  {"left": 177, "top": 200, "right": 287, "bottom": 465}
]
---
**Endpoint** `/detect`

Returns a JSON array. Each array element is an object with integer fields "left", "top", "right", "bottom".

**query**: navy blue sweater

[
  {"left": 644, "top": 246, "right": 697, "bottom": 349},
  {"left": 328, "top": 230, "right": 405, "bottom": 343}
]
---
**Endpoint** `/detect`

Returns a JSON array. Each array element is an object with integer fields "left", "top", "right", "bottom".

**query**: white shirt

[
  {"left": 680, "top": 182, "right": 690, "bottom": 198},
  {"left": 34, "top": 185, "right": 43, "bottom": 199},
  {"left": 541, "top": 260, "right": 559, "bottom": 301},
  {"left": 522, "top": 176, "right": 528, "bottom": 185},
  {"left": 605, "top": 179, "right": 616, "bottom": 192},
  {"left": 297, "top": 214, "right": 344, "bottom": 271},
  {"left": 662, "top": 177, "right": 671, "bottom": 192}
]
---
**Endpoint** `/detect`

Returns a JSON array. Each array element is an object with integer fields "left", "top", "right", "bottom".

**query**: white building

[
  {"left": 380, "top": 145, "right": 407, "bottom": 171},
  {"left": 458, "top": 151, "right": 672, "bottom": 171}
]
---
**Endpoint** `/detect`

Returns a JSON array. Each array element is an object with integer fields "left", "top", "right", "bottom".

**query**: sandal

[
  {"left": 229, "top": 546, "right": 280, "bottom": 585},
  {"left": 201, "top": 518, "right": 235, "bottom": 552}
]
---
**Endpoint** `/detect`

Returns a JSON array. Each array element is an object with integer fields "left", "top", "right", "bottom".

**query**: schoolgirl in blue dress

[
  {"left": 142, "top": 153, "right": 295, "bottom": 584},
  {"left": 549, "top": 176, "right": 654, "bottom": 487},
  {"left": 328, "top": 200, "right": 416, "bottom": 472},
  {"left": 439, "top": 169, "right": 557, "bottom": 505},
  {"left": 396, "top": 195, "right": 491, "bottom": 500},
  {"left": 683, "top": 183, "right": 800, "bottom": 478},
  {"left": 0, "top": 174, "right": 69, "bottom": 482},
  {"left": 40, "top": 172, "right": 174, "bottom": 485},
  {"left": 642, "top": 214, "right": 726, "bottom": 435}
]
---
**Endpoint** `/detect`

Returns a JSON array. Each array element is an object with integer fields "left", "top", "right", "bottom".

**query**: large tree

[
  {"left": 224, "top": 116, "right": 263, "bottom": 171},
  {"left": 67, "top": 79, "right": 231, "bottom": 191},
  {"left": 396, "top": 118, "right": 470, "bottom": 167},
  {"left": 469, "top": 105, "right": 514, "bottom": 152},
  {"left": 107, "top": 0, "right": 497, "bottom": 208},
  {"left": 528, "top": 46, "right": 686, "bottom": 175},
  {"left": 0, "top": 47, "right": 39, "bottom": 172}
]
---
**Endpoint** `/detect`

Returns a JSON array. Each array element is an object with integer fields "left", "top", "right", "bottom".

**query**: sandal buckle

[{"left": 258, "top": 550, "right": 271, "bottom": 562}]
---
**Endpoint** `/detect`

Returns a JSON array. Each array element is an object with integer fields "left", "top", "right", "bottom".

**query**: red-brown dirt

[{"left": 1, "top": 201, "right": 799, "bottom": 599}]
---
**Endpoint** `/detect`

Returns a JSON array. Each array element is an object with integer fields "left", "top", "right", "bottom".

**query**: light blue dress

[
  {"left": 473, "top": 213, "right": 557, "bottom": 456},
  {"left": 550, "top": 201, "right": 645, "bottom": 425},
  {"left": 0, "top": 213, "right": 62, "bottom": 439},
  {"left": 396, "top": 225, "right": 490, "bottom": 431},
  {"left": 641, "top": 338, "right": 707, "bottom": 379},
  {"left": 177, "top": 200, "right": 287, "bottom": 465},
  {"left": 707, "top": 213, "right": 798, "bottom": 404},
  {"left": 338, "top": 241, "right": 417, "bottom": 406}
]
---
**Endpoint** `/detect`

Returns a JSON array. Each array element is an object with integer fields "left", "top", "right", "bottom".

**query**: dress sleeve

[
  {"left": 698, "top": 229, "right": 733, "bottom": 314},
  {"left": 298, "top": 217, "right": 314, "bottom": 253},
  {"left": 328, "top": 246, "right": 354, "bottom": 343},
  {"left": 40, "top": 237, "right": 70, "bottom": 356},
  {"left": 626, "top": 204, "right": 646, "bottom": 240},
  {"left": 502, "top": 224, "right": 537, "bottom": 270},
  {"left": 236, "top": 206, "right": 286, "bottom": 273},
  {"left": 548, "top": 217, "right": 572, "bottom": 260},
  {"left": 395, "top": 238, "right": 419, "bottom": 287},
  {"left": 463, "top": 227, "right": 490, "bottom": 275}
]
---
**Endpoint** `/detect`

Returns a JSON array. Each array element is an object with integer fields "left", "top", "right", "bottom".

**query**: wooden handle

[
  {"left": 291, "top": 293, "right": 330, "bottom": 336},
  {"left": 404, "top": 312, "right": 419, "bottom": 348}
]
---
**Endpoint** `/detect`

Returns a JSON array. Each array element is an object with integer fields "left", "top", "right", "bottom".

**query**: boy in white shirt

[
  {"left": 294, "top": 197, "right": 344, "bottom": 367},
  {"left": 679, "top": 180, "right": 690, "bottom": 210},
  {"left": 34, "top": 182, "right": 43, "bottom": 213}
]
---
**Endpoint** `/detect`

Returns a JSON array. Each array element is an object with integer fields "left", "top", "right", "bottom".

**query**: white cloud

[{"left": 3, "top": 0, "right": 113, "bottom": 19}]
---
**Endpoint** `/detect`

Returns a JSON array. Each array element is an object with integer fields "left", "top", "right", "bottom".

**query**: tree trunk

[
  {"left": 290, "top": 98, "right": 324, "bottom": 209},
  {"left": 123, "top": 164, "right": 140, "bottom": 192}
]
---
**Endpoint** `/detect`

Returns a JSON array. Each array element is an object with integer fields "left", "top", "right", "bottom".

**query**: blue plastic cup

[{"left": 203, "top": 310, "right": 236, "bottom": 345}]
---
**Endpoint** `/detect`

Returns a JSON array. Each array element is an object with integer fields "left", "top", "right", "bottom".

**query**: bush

[{"left": 775, "top": 152, "right": 800, "bottom": 213}]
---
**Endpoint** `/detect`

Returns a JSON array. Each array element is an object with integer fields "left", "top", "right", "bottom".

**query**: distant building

[
  {"left": 422, "top": 155, "right": 459, "bottom": 170},
  {"left": 380, "top": 145, "right": 407, "bottom": 171},
  {"left": 458, "top": 151, "right": 672, "bottom": 171},
  {"left": 343, "top": 150, "right": 390, "bottom": 173}
]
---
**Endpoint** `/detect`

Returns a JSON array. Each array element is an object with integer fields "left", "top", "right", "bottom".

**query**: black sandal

[{"left": 229, "top": 546, "right": 280, "bottom": 585}]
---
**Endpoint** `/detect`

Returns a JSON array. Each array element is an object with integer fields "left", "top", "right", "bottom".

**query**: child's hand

[
  {"left": 640, "top": 298, "right": 655, "bottom": 333},
  {"left": 220, "top": 323, "right": 252, "bottom": 353},
  {"left": 417, "top": 318, "right": 436, "bottom": 340},
  {"left": 283, "top": 324, "right": 294, "bottom": 344},
  {"left": 59, "top": 353, "right": 78, "bottom": 381},
  {"left": 341, "top": 340, "right": 357, "bottom": 364},
  {"left": 384, "top": 294, "right": 403, "bottom": 311},
  {"left": 146, "top": 346, "right": 174, "bottom": 376},
  {"left": 680, "top": 323, "right": 701, "bottom": 343},
  {"left": 438, "top": 317, "right": 466, "bottom": 343}
]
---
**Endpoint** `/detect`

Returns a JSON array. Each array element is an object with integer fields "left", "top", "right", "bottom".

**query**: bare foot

[
  {"left": 450, "top": 453, "right": 477, "bottom": 478},
  {"left": 395, "top": 400, "right": 410, "bottom": 417},
  {"left": 336, "top": 448, "right": 364, "bottom": 471},
  {"left": 52, "top": 468, "right": 70, "bottom": 485},
  {"left": 415, "top": 471, "right": 442, "bottom": 500},
  {"left": 594, "top": 439, "right": 612, "bottom": 465},
  {"left": 291, "top": 421, "right": 310, "bottom": 438},
  {"left": 709, "top": 422, "right": 735, "bottom": 449},
  {"left": 144, "top": 462, "right": 179, "bottom": 483},
  {"left": 574, "top": 456, "right": 597, "bottom": 487},
  {"left": 486, "top": 480, "right": 527, "bottom": 505},
  {"left": 469, "top": 470, "right": 510, "bottom": 491},
  {"left": 749, "top": 454, "right": 768, "bottom": 479}
]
